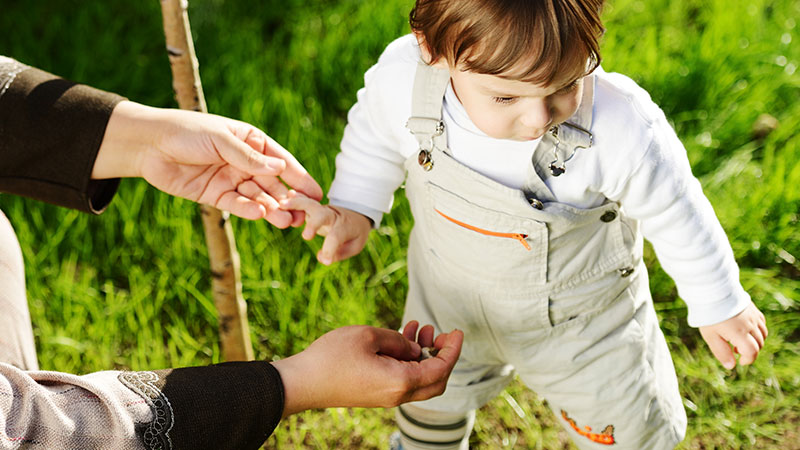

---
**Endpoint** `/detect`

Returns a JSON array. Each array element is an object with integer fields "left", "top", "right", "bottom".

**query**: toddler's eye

[
  {"left": 556, "top": 80, "right": 580, "bottom": 94},
  {"left": 493, "top": 96, "right": 516, "bottom": 104}
]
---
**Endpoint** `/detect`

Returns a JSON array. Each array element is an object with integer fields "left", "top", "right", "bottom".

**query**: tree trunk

[{"left": 159, "top": 0, "right": 254, "bottom": 362}]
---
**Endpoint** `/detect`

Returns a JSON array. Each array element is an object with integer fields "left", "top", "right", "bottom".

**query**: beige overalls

[{"left": 398, "top": 63, "right": 687, "bottom": 449}]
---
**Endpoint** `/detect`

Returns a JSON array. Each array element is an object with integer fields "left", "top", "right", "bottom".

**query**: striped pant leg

[{"left": 395, "top": 403, "right": 475, "bottom": 450}]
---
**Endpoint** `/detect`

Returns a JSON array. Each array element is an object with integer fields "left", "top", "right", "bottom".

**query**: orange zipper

[{"left": 435, "top": 209, "right": 531, "bottom": 250}]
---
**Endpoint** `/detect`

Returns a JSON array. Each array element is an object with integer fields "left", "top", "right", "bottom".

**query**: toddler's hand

[
  {"left": 699, "top": 302, "right": 767, "bottom": 370},
  {"left": 279, "top": 191, "right": 372, "bottom": 265}
]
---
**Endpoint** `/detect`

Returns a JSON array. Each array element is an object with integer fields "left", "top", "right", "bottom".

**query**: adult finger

[
  {"left": 237, "top": 180, "right": 280, "bottom": 212},
  {"left": 701, "top": 330, "right": 736, "bottom": 370},
  {"left": 374, "top": 328, "right": 421, "bottom": 361},
  {"left": 405, "top": 330, "right": 463, "bottom": 402},
  {"left": 217, "top": 132, "right": 286, "bottom": 176},
  {"left": 214, "top": 191, "right": 268, "bottom": 221},
  {"left": 252, "top": 175, "right": 291, "bottom": 204},
  {"left": 417, "top": 325, "right": 435, "bottom": 348},
  {"left": 259, "top": 134, "right": 323, "bottom": 201},
  {"left": 263, "top": 208, "right": 294, "bottom": 229},
  {"left": 402, "top": 321, "right": 420, "bottom": 341},
  {"left": 235, "top": 180, "right": 297, "bottom": 227}
]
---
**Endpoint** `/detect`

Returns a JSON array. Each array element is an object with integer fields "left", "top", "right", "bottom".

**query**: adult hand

[
  {"left": 272, "top": 321, "right": 463, "bottom": 417},
  {"left": 699, "top": 302, "right": 768, "bottom": 370},
  {"left": 92, "top": 101, "right": 323, "bottom": 227}
]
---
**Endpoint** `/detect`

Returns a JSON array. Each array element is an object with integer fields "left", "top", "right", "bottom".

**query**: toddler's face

[{"left": 448, "top": 67, "right": 584, "bottom": 141}]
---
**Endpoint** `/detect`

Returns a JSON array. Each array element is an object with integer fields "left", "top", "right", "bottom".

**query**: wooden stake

[{"left": 159, "top": 0, "right": 254, "bottom": 362}]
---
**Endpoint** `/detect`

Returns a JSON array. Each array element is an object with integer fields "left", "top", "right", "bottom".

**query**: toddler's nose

[{"left": 519, "top": 100, "right": 553, "bottom": 130}]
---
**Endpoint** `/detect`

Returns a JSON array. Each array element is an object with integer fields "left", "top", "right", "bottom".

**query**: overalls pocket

[
  {"left": 544, "top": 203, "right": 632, "bottom": 287},
  {"left": 547, "top": 273, "right": 636, "bottom": 328},
  {"left": 422, "top": 182, "right": 548, "bottom": 285}
]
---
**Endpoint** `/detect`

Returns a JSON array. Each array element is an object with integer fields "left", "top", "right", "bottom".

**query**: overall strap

[
  {"left": 556, "top": 74, "right": 595, "bottom": 148},
  {"left": 405, "top": 62, "right": 451, "bottom": 153},
  {"left": 534, "top": 74, "right": 596, "bottom": 178}
]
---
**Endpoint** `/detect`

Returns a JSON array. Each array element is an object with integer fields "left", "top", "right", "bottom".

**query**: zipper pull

[{"left": 513, "top": 234, "right": 531, "bottom": 250}]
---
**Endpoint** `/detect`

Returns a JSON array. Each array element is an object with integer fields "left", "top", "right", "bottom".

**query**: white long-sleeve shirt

[{"left": 329, "top": 34, "right": 750, "bottom": 327}]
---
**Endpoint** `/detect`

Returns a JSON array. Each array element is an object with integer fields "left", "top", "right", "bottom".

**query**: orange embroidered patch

[{"left": 561, "top": 410, "right": 615, "bottom": 445}]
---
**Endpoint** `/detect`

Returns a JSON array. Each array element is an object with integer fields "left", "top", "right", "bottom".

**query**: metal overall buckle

[
  {"left": 547, "top": 122, "right": 593, "bottom": 176},
  {"left": 417, "top": 120, "right": 444, "bottom": 172}
]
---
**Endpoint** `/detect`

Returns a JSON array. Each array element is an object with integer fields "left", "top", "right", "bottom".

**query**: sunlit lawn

[{"left": 1, "top": 0, "right": 798, "bottom": 448}]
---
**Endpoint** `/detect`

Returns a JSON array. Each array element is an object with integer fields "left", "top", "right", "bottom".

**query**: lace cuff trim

[
  {"left": 119, "top": 371, "right": 175, "bottom": 450},
  {"left": 0, "top": 56, "right": 28, "bottom": 100}
]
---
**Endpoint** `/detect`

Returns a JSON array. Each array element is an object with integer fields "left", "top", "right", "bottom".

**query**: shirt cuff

[
  {"left": 684, "top": 288, "right": 752, "bottom": 327},
  {"left": 122, "top": 361, "right": 285, "bottom": 450},
  {"left": 328, "top": 198, "right": 383, "bottom": 228}
]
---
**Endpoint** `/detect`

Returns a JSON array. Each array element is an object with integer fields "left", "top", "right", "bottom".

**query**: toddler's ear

[{"left": 413, "top": 31, "right": 448, "bottom": 69}]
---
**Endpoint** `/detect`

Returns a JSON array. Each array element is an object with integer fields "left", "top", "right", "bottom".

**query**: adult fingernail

[{"left": 723, "top": 361, "right": 735, "bottom": 370}]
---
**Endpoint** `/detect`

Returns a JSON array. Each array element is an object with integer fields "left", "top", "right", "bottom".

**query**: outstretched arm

[
  {"left": 0, "top": 56, "right": 322, "bottom": 226},
  {"left": 0, "top": 322, "right": 461, "bottom": 449}
]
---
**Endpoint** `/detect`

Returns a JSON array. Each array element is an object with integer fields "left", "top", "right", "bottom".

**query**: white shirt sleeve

[
  {"left": 604, "top": 104, "right": 751, "bottom": 327},
  {"left": 327, "top": 37, "right": 419, "bottom": 227}
]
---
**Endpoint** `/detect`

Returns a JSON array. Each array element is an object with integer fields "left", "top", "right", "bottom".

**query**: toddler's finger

[
  {"left": 236, "top": 180, "right": 280, "bottom": 211},
  {"left": 333, "top": 236, "right": 368, "bottom": 262},
  {"left": 289, "top": 210, "right": 306, "bottom": 228},
  {"left": 735, "top": 334, "right": 760, "bottom": 365},
  {"left": 302, "top": 222, "right": 319, "bottom": 241},
  {"left": 278, "top": 192, "right": 312, "bottom": 212},
  {"left": 703, "top": 332, "right": 736, "bottom": 370},
  {"left": 751, "top": 327, "right": 765, "bottom": 349},
  {"left": 318, "top": 229, "right": 345, "bottom": 265}
]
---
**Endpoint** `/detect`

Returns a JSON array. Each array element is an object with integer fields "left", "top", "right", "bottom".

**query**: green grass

[{"left": 1, "top": 0, "right": 798, "bottom": 448}]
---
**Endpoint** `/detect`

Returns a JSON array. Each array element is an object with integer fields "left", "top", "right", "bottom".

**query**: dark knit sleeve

[
  {"left": 128, "top": 361, "right": 285, "bottom": 450},
  {"left": 0, "top": 56, "right": 124, "bottom": 214}
]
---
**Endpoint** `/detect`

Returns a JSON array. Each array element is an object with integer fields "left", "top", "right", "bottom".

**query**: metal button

[
  {"left": 619, "top": 267, "right": 634, "bottom": 278},
  {"left": 418, "top": 149, "right": 433, "bottom": 171},
  {"left": 600, "top": 210, "right": 617, "bottom": 222},
  {"left": 529, "top": 198, "right": 544, "bottom": 210}
]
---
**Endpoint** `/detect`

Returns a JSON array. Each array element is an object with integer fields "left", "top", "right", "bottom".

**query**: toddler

[{"left": 281, "top": 0, "right": 768, "bottom": 448}]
